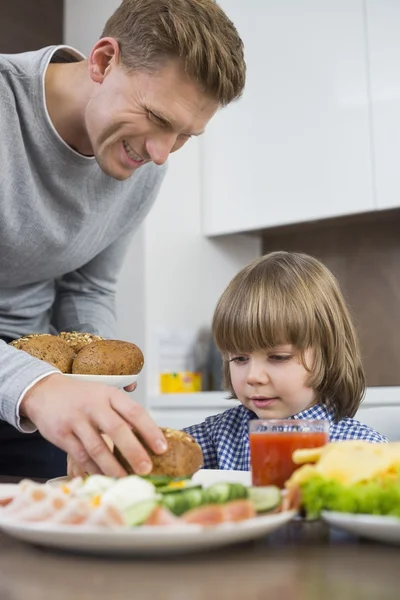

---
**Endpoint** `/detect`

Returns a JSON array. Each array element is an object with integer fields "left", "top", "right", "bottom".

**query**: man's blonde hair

[
  {"left": 102, "top": 0, "right": 246, "bottom": 105},
  {"left": 212, "top": 251, "right": 365, "bottom": 421}
]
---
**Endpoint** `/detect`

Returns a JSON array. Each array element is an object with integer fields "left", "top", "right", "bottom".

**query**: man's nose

[{"left": 145, "top": 133, "right": 177, "bottom": 165}]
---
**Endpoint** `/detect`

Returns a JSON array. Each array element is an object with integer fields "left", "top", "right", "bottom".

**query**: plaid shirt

[{"left": 183, "top": 402, "right": 388, "bottom": 471}]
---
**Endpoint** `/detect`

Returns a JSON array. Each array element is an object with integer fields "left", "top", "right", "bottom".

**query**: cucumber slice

[
  {"left": 140, "top": 475, "right": 191, "bottom": 488},
  {"left": 248, "top": 486, "right": 281, "bottom": 513},
  {"left": 227, "top": 483, "right": 249, "bottom": 501},
  {"left": 157, "top": 481, "right": 202, "bottom": 494},
  {"left": 123, "top": 499, "right": 160, "bottom": 526},
  {"left": 139, "top": 475, "right": 174, "bottom": 487},
  {"left": 204, "top": 482, "right": 248, "bottom": 505},
  {"left": 162, "top": 487, "right": 204, "bottom": 516}
]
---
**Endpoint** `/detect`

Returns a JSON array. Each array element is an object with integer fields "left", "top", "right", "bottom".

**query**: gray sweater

[{"left": 0, "top": 46, "right": 166, "bottom": 429}]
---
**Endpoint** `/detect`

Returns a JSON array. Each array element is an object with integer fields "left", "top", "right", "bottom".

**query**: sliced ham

[
  {"left": 144, "top": 506, "right": 181, "bottom": 526},
  {"left": 182, "top": 504, "right": 225, "bottom": 526},
  {"left": 220, "top": 499, "right": 256, "bottom": 522}
]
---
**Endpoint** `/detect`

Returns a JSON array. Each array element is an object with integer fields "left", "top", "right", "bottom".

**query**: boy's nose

[{"left": 246, "top": 364, "right": 270, "bottom": 385}]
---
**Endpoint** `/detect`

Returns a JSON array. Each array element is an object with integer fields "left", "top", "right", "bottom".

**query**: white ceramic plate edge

[
  {"left": 64, "top": 373, "right": 140, "bottom": 388},
  {"left": 322, "top": 510, "right": 400, "bottom": 544},
  {"left": 0, "top": 509, "right": 296, "bottom": 555}
]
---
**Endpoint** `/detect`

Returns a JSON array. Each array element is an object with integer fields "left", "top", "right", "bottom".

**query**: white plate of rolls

[
  {"left": 64, "top": 373, "right": 140, "bottom": 388},
  {"left": 8, "top": 332, "right": 143, "bottom": 389}
]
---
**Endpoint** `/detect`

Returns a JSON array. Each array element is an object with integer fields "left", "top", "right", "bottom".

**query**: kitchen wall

[
  {"left": 0, "top": 0, "right": 63, "bottom": 52},
  {"left": 261, "top": 209, "right": 400, "bottom": 386}
]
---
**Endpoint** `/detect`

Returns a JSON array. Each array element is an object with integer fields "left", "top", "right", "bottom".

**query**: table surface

[{"left": 0, "top": 477, "right": 399, "bottom": 600}]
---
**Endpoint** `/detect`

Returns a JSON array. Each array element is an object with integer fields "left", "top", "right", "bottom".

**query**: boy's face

[
  {"left": 84, "top": 48, "right": 219, "bottom": 180},
  {"left": 228, "top": 346, "right": 317, "bottom": 419}
]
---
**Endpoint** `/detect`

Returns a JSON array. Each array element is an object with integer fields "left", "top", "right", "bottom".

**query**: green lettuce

[{"left": 300, "top": 475, "right": 400, "bottom": 519}]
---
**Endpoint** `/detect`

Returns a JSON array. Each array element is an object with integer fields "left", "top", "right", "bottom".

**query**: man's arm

[
  {"left": 0, "top": 341, "right": 59, "bottom": 431},
  {"left": 51, "top": 230, "right": 134, "bottom": 338},
  {"left": 0, "top": 339, "right": 167, "bottom": 475}
]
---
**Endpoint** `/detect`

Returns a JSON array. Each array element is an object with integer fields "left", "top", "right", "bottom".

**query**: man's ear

[{"left": 88, "top": 37, "right": 120, "bottom": 83}]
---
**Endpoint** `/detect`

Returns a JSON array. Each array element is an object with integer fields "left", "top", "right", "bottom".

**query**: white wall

[
  {"left": 64, "top": 0, "right": 261, "bottom": 406},
  {"left": 144, "top": 138, "right": 261, "bottom": 396}
]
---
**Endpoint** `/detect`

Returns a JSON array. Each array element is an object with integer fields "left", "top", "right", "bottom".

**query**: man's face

[{"left": 84, "top": 58, "right": 219, "bottom": 180}]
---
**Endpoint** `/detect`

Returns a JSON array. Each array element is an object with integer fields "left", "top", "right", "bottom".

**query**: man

[{"left": 0, "top": 0, "right": 246, "bottom": 478}]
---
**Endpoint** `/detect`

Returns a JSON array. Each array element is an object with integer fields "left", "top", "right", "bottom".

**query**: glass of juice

[{"left": 249, "top": 419, "right": 329, "bottom": 488}]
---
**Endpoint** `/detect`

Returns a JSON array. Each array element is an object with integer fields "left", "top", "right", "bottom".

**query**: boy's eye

[
  {"left": 270, "top": 354, "right": 292, "bottom": 362},
  {"left": 229, "top": 356, "right": 248, "bottom": 363}
]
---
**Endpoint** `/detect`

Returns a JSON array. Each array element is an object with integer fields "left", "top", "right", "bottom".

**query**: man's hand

[{"left": 20, "top": 374, "right": 167, "bottom": 477}]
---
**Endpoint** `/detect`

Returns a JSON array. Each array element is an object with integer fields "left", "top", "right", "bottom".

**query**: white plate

[
  {"left": 64, "top": 373, "right": 140, "bottom": 388},
  {"left": 1, "top": 470, "right": 295, "bottom": 555},
  {"left": 0, "top": 484, "right": 20, "bottom": 504},
  {"left": 322, "top": 511, "right": 400, "bottom": 545},
  {"left": 0, "top": 510, "right": 295, "bottom": 556}
]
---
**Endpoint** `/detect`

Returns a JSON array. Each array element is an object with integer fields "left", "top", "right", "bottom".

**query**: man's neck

[{"left": 44, "top": 61, "right": 94, "bottom": 156}]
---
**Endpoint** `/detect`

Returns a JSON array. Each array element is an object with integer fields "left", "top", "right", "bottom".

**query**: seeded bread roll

[
  {"left": 9, "top": 333, "right": 52, "bottom": 348},
  {"left": 9, "top": 335, "right": 75, "bottom": 373},
  {"left": 58, "top": 331, "right": 104, "bottom": 353},
  {"left": 114, "top": 428, "right": 204, "bottom": 478},
  {"left": 72, "top": 339, "right": 144, "bottom": 375}
]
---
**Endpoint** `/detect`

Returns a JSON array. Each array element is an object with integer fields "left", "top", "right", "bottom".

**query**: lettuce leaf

[{"left": 300, "top": 475, "right": 400, "bottom": 519}]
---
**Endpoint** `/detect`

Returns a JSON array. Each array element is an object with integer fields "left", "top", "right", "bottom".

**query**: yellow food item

[{"left": 286, "top": 441, "right": 400, "bottom": 488}]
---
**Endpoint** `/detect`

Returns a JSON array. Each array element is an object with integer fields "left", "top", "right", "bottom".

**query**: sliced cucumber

[
  {"left": 140, "top": 475, "right": 191, "bottom": 488},
  {"left": 123, "top": 499, "right": 160, "bottom": 526},
  {"left": 162, "top": 487, "right": 204, "bottom": 516},
  {"left": 157, "top": 481, "right": 202, "bottom": 494},
  {"left": 204, "top": 482, "right": 248, "bottom": 505},
  {"left": 140, "top": 475, "right": 175, "bottom": 487},
  {"left": 248, "top": 486, "right": 281, "bottom": 513}
]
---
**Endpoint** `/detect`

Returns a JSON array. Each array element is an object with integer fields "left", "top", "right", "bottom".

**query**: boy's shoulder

[{"left": 330, "top": 416, "right": 388, "bottom": 443}]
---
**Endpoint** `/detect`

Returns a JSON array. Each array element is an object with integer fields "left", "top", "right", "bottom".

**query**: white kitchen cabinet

[
  {"left": 202, "top": 0, "right": 375, "bottom": 236},
  {"left": 366, "top": 0, "right": 400, "bottom": 210}
]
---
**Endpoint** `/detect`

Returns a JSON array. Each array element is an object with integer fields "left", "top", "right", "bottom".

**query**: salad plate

[
  {"left": 0, "top": 470, "right": 295, "bottom": 556},
  {"left": 322, "top": 511, "right": 400, "bottom": 545}
]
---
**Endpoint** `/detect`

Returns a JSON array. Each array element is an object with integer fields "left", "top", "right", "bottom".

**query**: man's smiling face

[{"left": 84, "top": 53, "right": 219, "bottom": 180}]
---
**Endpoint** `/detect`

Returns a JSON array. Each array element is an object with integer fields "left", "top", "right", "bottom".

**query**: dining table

[{"left": 0, "top": 475, "right": 398, "bottom": 600}]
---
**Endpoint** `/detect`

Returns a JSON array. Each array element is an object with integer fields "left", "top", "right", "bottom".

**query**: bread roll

[
  {"left": 58, "top": 331, "right": 103, "bottom": 353},
  {"left": 10, "top": 335, "right": 75, "bottom": 373},
  {"left": 72, "top": 339, "right": 144, "bottom": 375},
  {"left": 114, "top": 428, "right": 204, "bottom": 478},
  {"left": 9, "top": 333, "right": 51, "bottom": 347}
]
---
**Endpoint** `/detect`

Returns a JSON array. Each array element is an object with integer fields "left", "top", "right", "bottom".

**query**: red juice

[{"left": 250, "top": 430, "right": 328, "bottom": 488}]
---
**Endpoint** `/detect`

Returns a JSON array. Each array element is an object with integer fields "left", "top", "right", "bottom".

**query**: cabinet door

[
  {"left": 202, "top": 0, "right": 375, "bottom": 236},
  {"left": 366, "top": 0, "right": 400, "bottom": 210}
]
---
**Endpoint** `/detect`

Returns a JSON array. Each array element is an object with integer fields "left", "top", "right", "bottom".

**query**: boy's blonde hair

[
  {"left": 212, "top": 251, "right": 365, "bottom": 421},
  {"left": 102, "top": 0, "right": 246, "bottom": 106}
]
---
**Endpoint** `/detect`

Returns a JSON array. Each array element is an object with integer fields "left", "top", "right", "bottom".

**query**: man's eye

[{"left": 149, "top": 112, "right": 166, "bottom": 126}]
